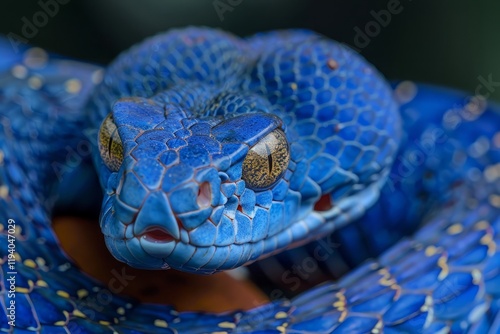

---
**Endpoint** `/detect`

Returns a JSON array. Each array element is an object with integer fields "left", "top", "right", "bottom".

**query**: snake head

[
  {"left": 91, "top": 28, "right": 401, "bottom": 273},
  {"left": 97, "top": 95, "right": 298, "bottom": 272}
]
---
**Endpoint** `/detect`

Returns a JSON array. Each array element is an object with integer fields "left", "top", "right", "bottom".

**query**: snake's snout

[{"left": 103, "top": 170, "right": 229, "bottom": 268}]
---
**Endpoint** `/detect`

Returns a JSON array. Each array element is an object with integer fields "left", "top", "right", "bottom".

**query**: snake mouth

[{"left": 141, "top": 227, "right": 176, "bottom": 243}]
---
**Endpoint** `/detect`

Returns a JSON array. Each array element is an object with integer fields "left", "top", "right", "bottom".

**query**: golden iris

[
  {"left": 242, "top": 129, "right": 289, "bottom": 190},
  {"left": 98, "top": 113, "right": 124, "bottom": 172}
]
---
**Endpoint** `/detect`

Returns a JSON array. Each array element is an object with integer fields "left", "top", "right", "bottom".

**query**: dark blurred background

[{"left": 2, "top": 0, "right": 499, "bottom": 98}]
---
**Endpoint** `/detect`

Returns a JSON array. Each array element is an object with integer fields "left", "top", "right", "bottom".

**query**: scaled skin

[{"left": 53, "top": 216, "right": 268, "bottom": 312}]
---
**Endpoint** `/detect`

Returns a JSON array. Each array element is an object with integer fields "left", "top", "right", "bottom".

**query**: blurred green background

[{"left": 2, "top": 0, "right": 500, "bottom": 100}]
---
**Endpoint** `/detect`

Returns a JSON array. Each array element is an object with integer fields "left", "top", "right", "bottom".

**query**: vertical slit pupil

[
  {"left": 108, "top": 127, "right": 118, "bottom": 159},
  {"left": 265, "top": 143, "right": 273, "bottom": 174}
]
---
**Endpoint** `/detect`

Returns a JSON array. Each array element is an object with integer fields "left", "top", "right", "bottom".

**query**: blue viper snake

[{"left": 0, "top": 27, "right": 499, "bottom": 333}]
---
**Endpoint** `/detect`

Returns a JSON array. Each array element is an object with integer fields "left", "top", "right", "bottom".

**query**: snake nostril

[
  {"left": 143, "top": 228, "right": 175, "bottom": 243},
  {"left": 197, "top": 182, "right": 211, "bottom": 208},
  {"left": 314, "top": 194, "right": 333, "bottom": 211}
]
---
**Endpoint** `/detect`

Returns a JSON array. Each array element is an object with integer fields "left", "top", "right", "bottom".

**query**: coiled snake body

[{"left": 0, "top": 28, "right": 499, "bottom": 333}]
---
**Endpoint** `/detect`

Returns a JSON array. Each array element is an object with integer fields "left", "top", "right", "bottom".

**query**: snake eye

[
  {"left": 98, "top": 113, "right": 124, "bottom": 172},
  {"left": 242, "top": 129, "right": 290, "bottom": 190}
]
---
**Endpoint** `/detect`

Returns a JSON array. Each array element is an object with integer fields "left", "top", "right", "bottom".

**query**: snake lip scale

[{"left": 1, "top": 27, "right": 499, "bottom": 333}]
